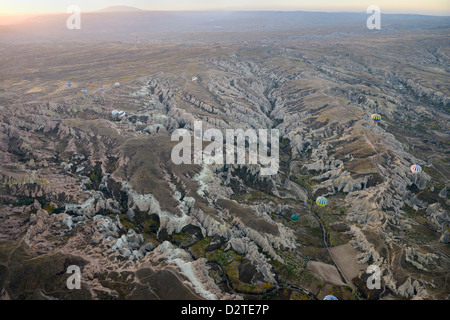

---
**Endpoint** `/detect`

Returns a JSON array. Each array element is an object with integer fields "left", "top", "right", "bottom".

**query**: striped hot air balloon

[
  {"left": 371, "top": 114, "right": 381, "bottom": 124},
  {"left": 291, "top": 214, "right": 299, "bottom": 222},
  {"left": 316, "top": 196, "right": 327, "bottom": 207},
  {"left": 82, "top": 88, "right": 88, "bottom": 94},
  {"left": 411, "top": 164, "right": 422, "bottom": 174},
  {"left": 117, "top": 110, "right": 126, "bottom": 119}
]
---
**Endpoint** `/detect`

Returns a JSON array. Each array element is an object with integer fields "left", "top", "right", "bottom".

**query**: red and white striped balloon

[{"left": 410, "top": 164, "right": 422, "bottom": 174}]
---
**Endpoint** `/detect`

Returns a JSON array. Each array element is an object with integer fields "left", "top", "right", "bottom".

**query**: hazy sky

[{"left": 1, "top": 0, "right": 449, "bottom": 15}]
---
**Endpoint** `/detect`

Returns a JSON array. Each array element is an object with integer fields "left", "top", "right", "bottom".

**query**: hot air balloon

[
  {"left": 67, "top": 81, "right": 72, "bottom": 88},
  {"left": 323, "top": 295, "right": 338, "bottom": 300},
  {"left": 291, "top": 214, "right": 299, "bottom": 222},
  {"left": 100, "top": 86, "right": 104, "bottom": 91},
  {"left": 371, "top": 114, "right": 381, "bottom": 125},
  {"left": 117, "top": 110, "right": 126, "bottom": 119},
  {"left": 316, "top": 196, "right": 327, "bottom": 207},
  {"left": 411, "top": 164, "right": 422, "bottom": 174},
  {"left": 82, "top": 88, "right": 88, "bottom": 94},
  {"left": 111, "top": 110, "right": 119, "bottom": 119},
  {"left": 192, "top": 76, "right": 198, "bottom": 82},
  {"left": 115, "top": 82, "right": 120, "bottom": 88}
]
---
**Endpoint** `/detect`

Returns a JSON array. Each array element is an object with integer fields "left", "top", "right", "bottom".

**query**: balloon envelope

[
  {"left": 323, "top": 295, "right": 338, "bottom": 300},
  {"left": 411, "top": 164, "right": 422, "bottom": 174},
  {"left": 316, "top": 196, "right": 327, "bottom": 207},
  {"left": 371, "top": 114, "right": 381, "bottom": 122},
  {"left": 67, "top": 81, "right": 72, "bottom": 87},
  {"left": 291, "top": 214, "right": 299, "bottom": 222},
  {"left": 115, "top": 82, "right": 120, "bottom": 88}
]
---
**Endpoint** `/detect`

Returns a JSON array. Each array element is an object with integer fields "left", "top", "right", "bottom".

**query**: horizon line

[{"left": 1, "top": 8, "right": 450, "bottom": 17}]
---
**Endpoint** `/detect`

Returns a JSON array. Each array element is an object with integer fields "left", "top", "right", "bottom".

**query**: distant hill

[
  {"left": 98, "top": 6, "right": 144, "bottom": 13},
  {"left": 0, "top": 10, "right": 448, "bottom": 44}
]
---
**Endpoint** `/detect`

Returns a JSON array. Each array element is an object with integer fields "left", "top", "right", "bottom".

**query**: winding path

[{"left": 286, "top": 154, "right": 351, "bottom": 287}]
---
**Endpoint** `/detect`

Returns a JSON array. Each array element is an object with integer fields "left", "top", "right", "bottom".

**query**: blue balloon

[
  {"left": 371, "top": 114, "right": 381, "bottom": 122},
  {"left": 323, "top": 295, "right": 338, "bottom": 300},
  {"left": 67, "top": 81, "right": 72, "bottom": 87}
]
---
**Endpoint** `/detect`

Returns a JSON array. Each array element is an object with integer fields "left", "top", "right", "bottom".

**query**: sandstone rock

[
  {"left": 139, "top": 243, "right": 156, "bottom": 255},
  {"left": 440, "top": 231, "right": 450, "bottom": 244},
  {"left": 426, "top": 203, "right": 450, "bottom": 232},
  {"left": 439, "top": 187, "right": 447, "bottom": 198},
  {"left": 396, "top": 277, "right": 428, "bottom": 300},
  {"left": 404, "top": 247, "right": 439, "bottom": 271}
]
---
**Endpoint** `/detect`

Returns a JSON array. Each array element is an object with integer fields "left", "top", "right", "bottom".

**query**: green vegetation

[
  {"left": 13, "top": 196, "right": 50, "bottom": 209},
  {"left": 99, "top": 280, "right": 134, "bottom": 299},
  {"left": 170, "top": 231, "right": 197, "bottom": 248},
  {"left": 1, "top": 176, "right": 49, "bottom": 188},
  {"left": 205, "top": 248, "right": 272, "bottom": 294},
  {"left": 293, "top": 175, "right": 314, "bottom": 194},
  {"left": 189, "top": 237, "right": 211, "bottom": 259},
  {"left": 206, "top": 249, "right": 241, "bottom": 267},
  {"left": 43, "top": 204, "right": 55, "bottom": 213},
  {"left": 87, "top": 162, "right": 103, "bottom": 191},
  {"left": 310, "top": 227, "right": 322, "bottom": 238},
  {"left": 119, "top": 212, "right": 160, "bottom": 244}
]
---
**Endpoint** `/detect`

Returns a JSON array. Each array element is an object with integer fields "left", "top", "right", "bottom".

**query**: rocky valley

[{"left": 0, "top": 10, "right": 449, "bottom": 300}]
